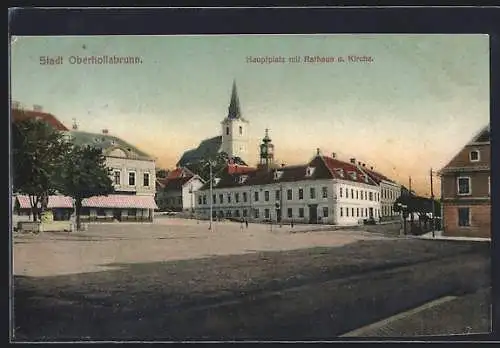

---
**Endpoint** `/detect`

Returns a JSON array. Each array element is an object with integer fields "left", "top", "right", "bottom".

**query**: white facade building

[
  {"left": 156, "top": 167, "right": 205, "bottom": 212},
  {"left": 194, "top": 154, "right": 382, "bottom": 226}
]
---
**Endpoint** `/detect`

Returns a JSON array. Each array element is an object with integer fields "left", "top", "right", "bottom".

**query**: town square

[{"left": 10, "top": 32, "right": 491, "bottom": 341}]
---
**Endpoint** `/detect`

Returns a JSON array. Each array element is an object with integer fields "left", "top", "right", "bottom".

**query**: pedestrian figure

[
  {"left": 240, "top": 217, "right": 244, "bottom": 230},
  {"left": 291, "top": 219, "right": 294, "bottom": 228},
  {"left": 245, "top": 219, "right": 249, "bottom": 228}
]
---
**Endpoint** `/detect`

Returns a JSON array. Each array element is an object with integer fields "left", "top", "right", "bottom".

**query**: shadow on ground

[{"left": 13, "top": 239, "right": 491, "bottom": 342}]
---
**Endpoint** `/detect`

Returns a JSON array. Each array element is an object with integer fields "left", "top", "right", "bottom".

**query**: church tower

[
  {"left": 257, "top": 129, "right": 275, "bottom": 170},
  {"left": 221, "top": 80, "right": 249, "bottom": 162}
]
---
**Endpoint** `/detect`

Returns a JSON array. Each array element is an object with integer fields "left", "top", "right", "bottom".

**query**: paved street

[{"left": 12, "top": 219, "right": 491, "bottom": 341}]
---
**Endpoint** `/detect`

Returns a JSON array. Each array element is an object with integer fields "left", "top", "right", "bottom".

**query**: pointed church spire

[{"left": 227, "top": 80, "right": 242, "bottom": 119}]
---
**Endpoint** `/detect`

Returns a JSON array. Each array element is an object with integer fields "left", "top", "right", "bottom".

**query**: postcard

[{"left": 10, "top": 32, "right": 491, "bottom": 342}]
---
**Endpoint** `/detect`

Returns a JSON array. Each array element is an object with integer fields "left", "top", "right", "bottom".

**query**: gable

[{"left": 440, "top": 143, "right": 490, "bottom": 173}]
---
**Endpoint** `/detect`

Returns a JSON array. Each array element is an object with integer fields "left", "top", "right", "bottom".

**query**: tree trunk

[{"left": 75, "top": 199, "right": 82, "bottom": 231}]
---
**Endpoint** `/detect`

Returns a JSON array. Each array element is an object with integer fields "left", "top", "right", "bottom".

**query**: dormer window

[
  {"left": 335, "top": 168, "right": 345, "bottom": 178},
  {"left": 469, "top": 150, "right": 480, "bottom": 162},
  {"left": 348, "top": 171, "right": 357, "bottom": 180},
  {"left": 213, "top": 178, "right": 221, "bottom": 186},
  {"left": 305, "top": 167, "right": 315, "bottom": 177},
  {"left": 274, "top": 170, "right": 283, "bottom": 180},
  {"left": 238, "top": 175, "right": 248, "bottom": 184},
  {"left": 363, "top": 174, "right": 369, "bottom": 183}
]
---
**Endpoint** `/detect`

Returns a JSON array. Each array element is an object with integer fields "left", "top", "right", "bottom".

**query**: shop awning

[
  {"left": 15, "top": 195, "right": 74, "bottom": 209},
  {"left": 82, "top": 195, "right": 157, "bottom": 209}
]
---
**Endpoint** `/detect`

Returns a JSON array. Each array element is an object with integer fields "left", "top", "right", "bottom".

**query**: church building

[{"left": 177, "top": 81, "right": 250, "bottom": 167}]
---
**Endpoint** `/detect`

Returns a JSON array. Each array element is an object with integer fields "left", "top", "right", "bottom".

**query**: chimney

[
  {"left": 33, "top": 104, "right": 43, "bottom": 112},
  {"left": 331, "top": 152, "right": 336, "bottom": 158},
  {"left": 102, "top": 129, "right": 109, "bottom": 134},
  {"left": 370, "top": 166, "right": 374, "bottom": 170},
  {"left": 358, "top": 161, "right": 362, "bottom": 166},
  {"left": 362, "top": 163, "right": 366, "bottom": 167},
  {"left": 281, "top": 163, "right": 285, "bottom": 168},
  {"left": 350, "top": 158, "right": 356, "bottom": 164},
  {"left": 316, "top": 148, "right": 321, "bottom": 156}
]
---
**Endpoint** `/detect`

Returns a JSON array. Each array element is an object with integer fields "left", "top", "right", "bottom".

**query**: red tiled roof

[
  {"left": 12, "top": 108, "right": 69, "bottom": 131},
  {"left": 362, "top": 168, "right": 394, "bottom": 184},
  {"left": 162, "top": 176, "right": 193, "bottom": 190},
  {"left": 318, "top": 156, "right": 378, "bottom": 186},
  {"left": 167, "top": 167, "right": 194, "bottom": 180},
  {"left": 227, "top": 164, "right": 257, "bottom": 175},
  {"left": 82, "top": 195, "right": 157, "bottom": 209}
]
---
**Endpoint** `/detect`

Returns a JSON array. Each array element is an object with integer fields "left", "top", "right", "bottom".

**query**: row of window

[
  {"left": 457, "top": 176, "right": 490, "bottom": 196},
  {"left": 113, "top": 170, "right": 150, "bottom": 187},
  {"left": 382, "top": 188, "right": 399, "bottom": 200},
  {"left": 198, "top": 187, "right": 330, "bottom": 206},
  {"left": 382, "top": 205, "right": 395, "bottom": 216},
  {"left": 339, "top": 187, "right": 379, "bottom": 201},
  {"left": 339, "top": 207, "right": 379, "bottom": 218},
  {"left": 209, "top": 207, "right": 330, "bottom": 219}
]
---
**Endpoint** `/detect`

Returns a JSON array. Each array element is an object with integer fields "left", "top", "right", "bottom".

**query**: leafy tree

[
  {"left": 12, "top": 119, "right": 70, "bottom": 221},
  {"left": 156, "top": 168, "right": 169, "bottom": 179},
  {"left": 56, "top": 145, "right": 114, "bottom": 230},
  {"left": 186, "top": 151, "right": 232, "bottom": 181}
]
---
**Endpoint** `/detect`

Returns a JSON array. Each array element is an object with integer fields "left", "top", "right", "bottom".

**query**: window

[
  {"left": 310, "top": 187, "right": 316, "bottom": 199},
  {"left": 254, "top": 209, "right": 260, "bottom": 218},
  {"left": 202, "top": 195, "right": 207, "bottom": 205},
  {"left": 352, "top": 208, "right": 354, "bottom": 216},
  {"left": 323, "top": 207, "right": 329, "bottom": 217},
  {"left": 113, "top": 171, "right": 121, "bottom": 185},
  {"left": 351, "top": 189, "right": 354, "bottom": 198},
  {"left": 219, "top": 194, "right": 223, "bottom": 204},
  {"left": 264, "top": 208, "right": 270, "bottom": 219},
  {"left": 198, "top": 196, "right": 202, "bottom": 205},
  {"left": 235, "top": 193, "right": 240, "bottom": 203},
  {"left": 469, "top": 150, "right": 480, "bottom": 162},
  {"left": 458, "top": 207, "right": 470, "bottom": 226},
  {"left": 299, "top": 188, "right": 304, "bottom": 200},
  {"left": 356, "top": 190, "right": 359, "bottom": 199},
  {"left": 369, "top": 192, "right": 373, "bottom": 201},
  {"left": 340, "top": 207, "right": 343, "bottom": 217},
  {"left": 143, "top": 172, "right": 150, "bottom": 187},
  {"left": 346, "top": 189, "right": 349, "bottom": 199},
  {"left": 235, "top": 210, "right": 240, "bottom": 217},
  {"left": 287, "top": 189, "right": 293, "bottom": 200},
  {"left": 299, "top": 208, "right": 304, "bottom": 218},
  {"left": 365, "top": 208, "right": 368, "bottom": 216},
  {"left": 357, "top": 208, "right": 359, "bottom": 217},
  {"left": 239, "top": 126, "right": 243, "bottom": 135},
  {"left": 243, "top": 192, "right": 248, "bottom": 202},
  {"left": 265, "top": 191, "right": 270, "bottom": 201},
  {"left": 339, "top": 188, "right": 343, "bottom": 198},
  {"left": 227, "top": 193, "right": 231, "bottom": 203},
  {"left": 287, "top": 208, "right": 293, "bottom": 218},
  {"left": 213, "top": 194, "right": 216, "bottom": 204},
  {"left": 361, "top": 208, "right": 364, "bottom": 217},
  {"left": 322, "top": 187, "right": 328, "bottom": 198},
  {"left": 254, "top": 191, "right": 259, "bottom": 201},
  {"left": 457, "top": 177, "right": 471, "bottom": 195},
  {"left": 128, "top": 172, "right": 136, "bottom": 186},
  {"left": 346, "top": 208, "right": 349, "bottom": 217},
  {"left": 128, "top": 209, "right": 137, "bottom": 216},
  {"left": 275, "top": 190, "right": 280, "bottom": 201},
  {"left": 226, "top": 127, "right": 229, "bottom": 135},
  {"left": 243, "top": 209, "right": 247, "bottom": 217}
]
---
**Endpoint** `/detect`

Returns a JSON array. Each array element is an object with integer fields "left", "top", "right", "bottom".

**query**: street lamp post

[
  {"left": 430, "top": 168, "right": 436, "bottom": 238},
  {"left": 208, "top": 159, "right": 216, "bottom": 231}
]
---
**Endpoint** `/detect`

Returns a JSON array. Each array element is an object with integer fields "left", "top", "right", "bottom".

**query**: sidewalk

[
  {"left": 340, "top": 287, "right": 492, "bottom": 338},
  {"left": 416, "top": 230, "right": 490, "bottom": 242}
]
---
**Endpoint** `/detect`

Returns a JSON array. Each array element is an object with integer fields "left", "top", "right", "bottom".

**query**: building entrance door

[{"left": 309, "top": 204, "right": 318, "bottom": 224}]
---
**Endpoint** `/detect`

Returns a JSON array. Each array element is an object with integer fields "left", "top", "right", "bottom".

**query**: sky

[{"left": 10, "top": 34, "right": 489, "bottom": 196}]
